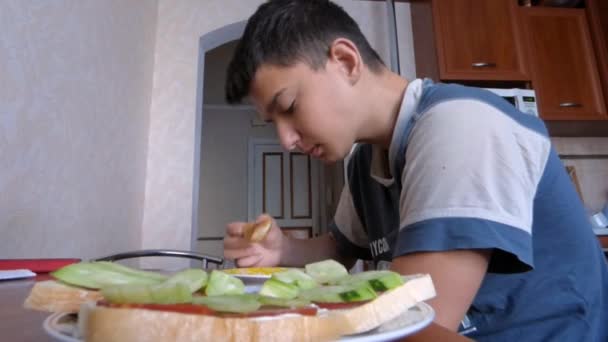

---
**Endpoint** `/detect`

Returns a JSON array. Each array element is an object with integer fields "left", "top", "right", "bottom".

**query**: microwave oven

[{"left": 484, "top": 88, "right": 539, "bottom": 117}]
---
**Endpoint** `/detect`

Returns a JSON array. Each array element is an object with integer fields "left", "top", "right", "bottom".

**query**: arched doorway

[
  {"left": 191, "top": 21, "right": 344, "bottom": 261},
  {"left": 191, "top": 21, "right": 249, "bottom": 255}
]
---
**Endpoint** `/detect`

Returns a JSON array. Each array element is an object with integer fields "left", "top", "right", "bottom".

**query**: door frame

[
  {"left": 247, "top": 138, "right": 326, "bottom": 237},
  {"left": 191, "top": 21, "right": 247, "bottom": 257},
  {"left": 247, "top": 138, "right": 282, "bottom": 221}
]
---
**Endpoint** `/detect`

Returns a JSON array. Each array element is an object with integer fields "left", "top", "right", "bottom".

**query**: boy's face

[{"left": 249, "top": 61, "right": 359, "bottom": 163}]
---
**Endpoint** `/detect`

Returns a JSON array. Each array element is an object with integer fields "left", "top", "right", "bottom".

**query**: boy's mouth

[
  {"left": 300, "top": 144, "right": 323, "bottom": 158},
  {"left": 311, "top": 145, "right": 323, "bottom": 158}
]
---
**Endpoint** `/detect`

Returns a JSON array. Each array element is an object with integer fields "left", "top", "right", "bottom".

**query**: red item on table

[{"left": 0, "top": 259, "right": 81, "bottom": 273}]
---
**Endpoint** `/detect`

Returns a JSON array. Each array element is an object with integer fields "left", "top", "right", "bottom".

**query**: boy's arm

[
  {"left": 391, "top": 249, "right": 491, "bottom": 331},
  {"left": 279, "top": 233, "right": 357, "bottom": 268},
  {"left": 224, "top": 214, "right": 356, "bottom": 268}
]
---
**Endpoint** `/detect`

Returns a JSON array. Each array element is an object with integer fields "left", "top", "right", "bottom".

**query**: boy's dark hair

[{"left": 225, "top": 0, "right": 385, "bottom": 104}]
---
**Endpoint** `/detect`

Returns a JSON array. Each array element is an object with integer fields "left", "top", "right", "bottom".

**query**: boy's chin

[{"left": 316, "top": 151, "right": 342, "bottom": 164}]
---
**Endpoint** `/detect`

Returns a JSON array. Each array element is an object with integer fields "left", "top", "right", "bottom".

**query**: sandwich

[
  {"left": 243, "top": 217, "right": 272, "bottom": 242},
  {"left": 25, "top": 259, "right": 435, "bottom": 342}
]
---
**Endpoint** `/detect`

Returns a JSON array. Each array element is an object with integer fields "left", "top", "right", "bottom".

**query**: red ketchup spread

[
  {"left": 314, "top": 300, "right": 370, "bottom": 310},
  {"left": 97, "top": 301, "right": 318, "bottom": 317}
]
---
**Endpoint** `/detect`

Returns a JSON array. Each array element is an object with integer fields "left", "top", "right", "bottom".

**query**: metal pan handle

[{"left": 93, "top": 249, "right": 224, "bottom": 269}]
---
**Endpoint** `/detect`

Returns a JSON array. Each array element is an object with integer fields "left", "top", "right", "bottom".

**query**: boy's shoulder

[
  {"left": 415, "top": 79, "right": 547, "bottom": 137},
  {"left": 417, "top": 80, "right": 508, "bottom": 114}
]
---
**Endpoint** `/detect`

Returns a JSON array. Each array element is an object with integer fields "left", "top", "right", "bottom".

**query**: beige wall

[
  {"left": 552, "top": 138, "right": 608, "bottom": 213},
  {"left": 142, "top": 0, "right": 416, "bottom": 269},
  {"left": 0, "top": 1, "right": 158, "bottom": 259}
]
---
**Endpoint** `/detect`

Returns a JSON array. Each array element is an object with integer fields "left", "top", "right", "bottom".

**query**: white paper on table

[{"left": 0, "top": 269, "right": 36, "bottom": 280}]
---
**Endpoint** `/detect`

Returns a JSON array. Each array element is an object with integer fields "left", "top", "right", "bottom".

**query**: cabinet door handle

[
  {"left": 559, "top": 102, "right": 582, "bottom": 108},
  {"left": 471, "top": 62, "right": 496, "bottom": 68}
]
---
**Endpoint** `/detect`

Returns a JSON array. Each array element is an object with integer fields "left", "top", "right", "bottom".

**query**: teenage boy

[{"left": 223, "top": 0, "right": 608, "bottom": 340}]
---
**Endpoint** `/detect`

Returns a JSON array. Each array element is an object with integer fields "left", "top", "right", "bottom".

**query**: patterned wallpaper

[{"left": 0, "top": 0, "right": 158, "bottom": 259}]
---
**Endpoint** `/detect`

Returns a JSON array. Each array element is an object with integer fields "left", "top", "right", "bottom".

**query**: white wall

[
  {"left": 0, "top": 1, "right": 158, "bottom": 259},
  {"left": 142, "top": 0, "right": 416, "bottom": 269}
]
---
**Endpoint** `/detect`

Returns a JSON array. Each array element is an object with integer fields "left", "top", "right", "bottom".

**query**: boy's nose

[{"left": 277, "top": 122, "right": 299, "bottom": 151}]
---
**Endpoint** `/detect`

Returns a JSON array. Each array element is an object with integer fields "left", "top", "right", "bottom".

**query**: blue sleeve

[{"left": 394, "top": 217, "right": 533, "bottom": 273}]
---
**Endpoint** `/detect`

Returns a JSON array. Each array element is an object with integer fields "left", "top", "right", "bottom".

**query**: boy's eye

[{"left": 284, "top": 101, "right": 296, "bottom": 114}]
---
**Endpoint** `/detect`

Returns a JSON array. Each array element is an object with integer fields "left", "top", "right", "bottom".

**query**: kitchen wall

[
  {"left": 142, "top": 0, "right": 416, "bottom": 269},
  {"left": 0, "top": 1, "right": 158, "bottom": 259},
  {"left": 552, "top": 138, "right": 608, "bottom": 213}
]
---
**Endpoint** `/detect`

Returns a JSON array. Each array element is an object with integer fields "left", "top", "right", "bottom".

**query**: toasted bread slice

[
  {"left": 80, "top": 274, "right": 435, "bottom": 342},
  {"left": 23, "top": 280, "right": 103, "bottom": 313},
  {"left": 244, "top": 218, "right": 272, "bottom": 242}
]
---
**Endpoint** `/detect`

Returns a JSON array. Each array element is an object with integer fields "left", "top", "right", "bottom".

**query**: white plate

[
  {"left": 43, "top": 302, "right": 434, "bottom": 342},
  {"left": 339, "top": 302, "right": 434, "bottom": 341},
  {"left": 43, "top": 312, "right": 80, "bottom": 342}
]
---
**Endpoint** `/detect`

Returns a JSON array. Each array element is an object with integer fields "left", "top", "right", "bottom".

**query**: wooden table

[
  {"left": 1, "top": 277, "right": 53, "bottom": 342},
  {"left": 0, "top": 276, "right": 471, "bottom": 342}
]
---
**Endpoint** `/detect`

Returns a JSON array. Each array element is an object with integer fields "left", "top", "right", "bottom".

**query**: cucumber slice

[
  {"left": 101, "top": 282, "right": 192, "bottom": 304},
  {"left": 93, "top": 262, "right": 167, "bottom": 281},
  {"left": 258, "top": 296, "right": 311, "bottom": 308},
  {"left": 258, "top": 278, "right": 299, "bottom": 299},
  {"left": 304, "top": 259, "right": 348, "bottom": 284},
  {"left": 164, "top": 269, "right": 208, "bottom": 293},
  {"left": 337, "top": 270, "right": 404, "bottom": 292},
  {"left": 51, "top": 262, "right": 167, "bottom": 289},
  {"left": 205, "top": 270, "right": 245, "bottom": 296},
  {"left": 193, "top": 294, "right": 261, "bottom": 313},
  {"left": 272, "top": 269, "right": 318, "bottom": 290},
  {"left": 299, "top": 283, "right": 377, "bottom": 303}
]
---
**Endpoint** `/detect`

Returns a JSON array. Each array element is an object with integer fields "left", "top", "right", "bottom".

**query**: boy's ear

[{"left": 328, "top": 38, "right": 362, "bottom": 85}]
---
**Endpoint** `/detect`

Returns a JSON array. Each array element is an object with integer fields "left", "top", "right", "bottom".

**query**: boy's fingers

[
  {"left": 226, "top": 222, "right": 246, "bottom": 237},
  {"left": 256, "top": 213, "right": 272, "bottom": 223},
  {"left": 223, "top": 238, "right": 260, "bottom": 260},
  {"left": 224, "top": 246, "right": 253, "bottom": 261},
  {"left": 223, "top": 234, "right": 253, "bottom": 250},
  {"left": 236, "top": 254, "right": 263, "bottom": 268}
]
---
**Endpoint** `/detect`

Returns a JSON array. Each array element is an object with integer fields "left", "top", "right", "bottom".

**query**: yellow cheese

[{"left": 221, "top": 267, "right": 289, "bottom": 276}]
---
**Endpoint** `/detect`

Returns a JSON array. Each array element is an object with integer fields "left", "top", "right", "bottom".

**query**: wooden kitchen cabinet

[
  {"left": 520, "top": 7, "right": 607, "bottom": 120},
  {"left": 586, "top": 0, "right": 608, "bottom": 112},
  {"left": 413, "top": 0, "right": 529, "bottom": 81},
  {"left": 411, "top": 0, "right": 608, "bottom": 135}
]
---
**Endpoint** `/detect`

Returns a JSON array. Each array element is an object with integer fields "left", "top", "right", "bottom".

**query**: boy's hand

[{"left": 223, "top": 214, "right": 284, "bottom": 267}]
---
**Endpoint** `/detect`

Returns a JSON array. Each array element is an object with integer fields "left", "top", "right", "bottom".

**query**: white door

[{"left": 248, "top": 140, "right": 321, "bottom": 239}]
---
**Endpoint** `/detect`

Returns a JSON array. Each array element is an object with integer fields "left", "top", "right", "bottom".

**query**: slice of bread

[
  {"left": 244, "top": 218, "right": 272, "bottom": 242},
  {"left": 329, "top": 273, "right": 435, "bottom": 334},
  {"left": 80, "top": 274, "right": 435, "bottom": 342},
  {"left": 82, "top": 303, "right": 348, "bottom": 342},
  {"left": 23, "top": 280, "right": 103, "bottom": 313}
]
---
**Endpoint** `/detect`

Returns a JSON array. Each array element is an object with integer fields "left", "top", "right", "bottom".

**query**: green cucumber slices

[
  {"left": 299, "top": 283, "right": 377, "bottom": 303},
  {"left": 101, "top": 282, "right": 192, "bottom": 305},
  {"left": 336, "top": 270, "right": 404, "bottom": 292},
  {"left": 193, "top": 294, "right": 261, "bottom": 313},
  {"left": 51, "top": 259, "right": 410, "bottom": 313},
  {"left": 205, "top": 270, "right": 246, "bottom": 296},
  {"left": 51, "top": 261, "right": 168, "bottom": 289},
  {"left": 305, "top": 259, "right": 348, "bottom": 284}
]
